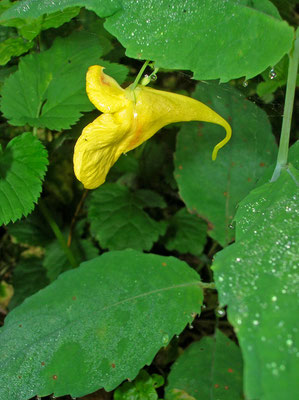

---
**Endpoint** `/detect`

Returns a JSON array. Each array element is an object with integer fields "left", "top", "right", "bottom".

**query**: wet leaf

[
  {"left": 2, "top": 0, "right": 294, "bottom": 82},
  {"left": 0, "top": 250, "right": 203, "bottom": 399},
  {"left": 165, "top": 330, "right": 243, "bottom": 400},
  {"left": 213, "top": 167, "right": 299, "bottom": 399}
]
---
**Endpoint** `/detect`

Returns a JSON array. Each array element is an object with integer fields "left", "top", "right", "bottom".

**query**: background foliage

[{"left": 0, "top": 1, "right": 298, "bottom": 400}]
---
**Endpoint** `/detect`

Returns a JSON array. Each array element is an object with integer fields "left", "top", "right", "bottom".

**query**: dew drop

[
  {"left": 162, "top": 334, "right": 169, "bottom": 345},
  {"left": 150, "top": 73, "right": 157, "bottom": 81},
  {"left": 243, "top": 80, "right": 248, "bottom": 87},
  {"left": 271, "top": 296, "right": 277, "bottom": 302},
  {"left": 286, "top": 339, "right": 293, "bottom": 347},
  {"left": 216, "top": 307, "right": 226, "bottom": 318},
  {"left": 189, "top": 324, "right": 194, "bottom": 330},
  {"left": 253, "top": 320, "right": 259, "bottom": 326},
  {"left": 269, "top": 68, "right": 277, "bottom": 80}
]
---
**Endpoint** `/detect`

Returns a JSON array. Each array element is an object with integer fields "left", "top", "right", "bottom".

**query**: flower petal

[
  {"left": 73, "top": 106, "right": 134, "bottom": 189},
  {"left": 86, "top": 65, "right": 129, "bottom": 114}
]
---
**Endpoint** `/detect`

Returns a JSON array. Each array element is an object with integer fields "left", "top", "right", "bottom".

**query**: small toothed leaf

[{"left": 0, "top": 132, "right": 48, "bottom": 225}]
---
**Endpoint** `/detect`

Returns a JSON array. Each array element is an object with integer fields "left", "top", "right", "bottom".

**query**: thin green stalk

[
  {"left": 271, "top": 32, "right": 299, "bottom": 182},
  {"left": 131, "top": 60, "right": 150, "bottom": 91},
  {"left": 39, "top": 199, "right": 78, "bottom": 269},
  {"left": 200, "top": 282, "right": 216, "bottom": 290}
]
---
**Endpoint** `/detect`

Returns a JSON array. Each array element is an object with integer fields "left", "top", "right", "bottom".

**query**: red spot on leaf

[
  {"left": 111, "top": 363, "right": 116, "bottom": 368},
  {"left": 178, "top": 165, "right": 183, "bottom": 170},
  {"left": 52, "top": 375, "right": 58, "bottom": 380},
  {"left": 19, "top": 324, "right": 22, "bottom": 328},
  {"left": 228, "top": 368, "right": 233, "bottom": 373},
  {"left": 41, "top": 362, "right": 45, "bottom": 366},
  {"left": 162, "top": 262, "right": 167, "bottom": 267},
  {"left": 259, "top": 162, "right": 265, "bottom": 167},
  {"left": 247, "top": 177, "right": 252, "bottom": 182},
  {"left": 223, "top": 191, "right": 228, "bottom": 197},
  {"left": 214, "top": 384, "right": 219, "bottom": 388},
  {"left": 225, "top": 385, "right": 229, "bottom": 390},
  {"left": 72, "top": 296, "right": 77, "bottom": 301}
]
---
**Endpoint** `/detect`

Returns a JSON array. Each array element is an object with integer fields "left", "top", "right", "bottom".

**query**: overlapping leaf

[
  {"left": 164, "top": 208, "right": 207, "bottom": 256},
  {"left": 1, "top": 7, "right": 80, "bottom": 40},
  {"left": 0, "top": 37, "right": 33, "bottom": 66},
  {"left": 0, "top": 132, "right": 48, "bottom": 225},
  {"left": 0, "top": 31, "right": 128, "bottom": 130},
  {"left": 174, "top": 82, "right": 277, "bottom": 246},
  {"left": 165, "top": 330, "right": 243, "bottom": 399},
  {"left": 1, "top": 0, "right": 294, "bottom": 82},
  {"left": 0, "top": 250, "right": 203, "bottom": 399},
  {"left": 88, "top": 183, "right": 166, "bottom": 251},
  {"left": 212, "top": 168, "right": 299, "bottom": 399},
  {"left": 114, "top": 370, "right": 164, "bottom": 400},
  {"left": 9, "top": 257, "right": 49, "bottom": 310}
]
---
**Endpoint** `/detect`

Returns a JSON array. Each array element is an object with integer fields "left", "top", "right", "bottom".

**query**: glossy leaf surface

[
  {"left": 213, "top": 168, "right": 299, "bottom": 399},
  {"left": 1, "top": 0, "right": 294, "bottom": 82},
  {"left": 0, "top": 250, "right": 203, "bottom": 399}
]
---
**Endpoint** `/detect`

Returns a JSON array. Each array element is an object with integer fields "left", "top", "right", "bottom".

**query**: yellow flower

[{"left": 73, "top": 65, "right": 232, "bottom": 189}]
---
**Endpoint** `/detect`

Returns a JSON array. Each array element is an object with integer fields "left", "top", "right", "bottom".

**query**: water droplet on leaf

[
  {"left": 162, "top": 334, "right": 169, "bottom": 345},
  {"left": 216, "top": 307, "right": 226, "bottom": 317},
  {"left": 269, "top": 67, "right": 277, "bottom": 80}
]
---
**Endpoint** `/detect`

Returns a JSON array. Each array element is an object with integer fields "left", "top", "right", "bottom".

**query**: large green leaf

[
  {"left": 1, "top": 0, "right": 294, "bottom": 82},
  {"left": 88, "top": 183, "right": 166, "bottom": 251},
  {"left": 0, "top": 132, "right": 48, "bottom": 226},
  {"left": 174, "top": 82, "right": 277, "bottom": 246},
  {"left": 165, "top": 330, "right": 243, "bottom": 400},
  {"left": 212, "top": 168, "right": 299, "bottom": 400},
  {"left": 0, "top": 31, "right": 128, "bottom": 130},
  {"left": 0, "top": 250, "right": 203, "bottom": 399}
]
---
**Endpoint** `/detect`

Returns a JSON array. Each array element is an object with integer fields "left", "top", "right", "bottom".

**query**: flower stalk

[{"left": 271, "top": 30, "right": 299, "bottom": 182}]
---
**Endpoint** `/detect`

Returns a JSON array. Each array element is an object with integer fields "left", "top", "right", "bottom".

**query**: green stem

[
  {"left": 39, "top": 199, "right": 78, "bottom": 269},
  {"left": 200, "top": 282, "right": 216, "bottom": 290},
  {"left": 131, "top": 60, "right": 150, "bottom": 91},
  {"left": 271, "top": 33, "right": 299, "bottom": 182}
]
